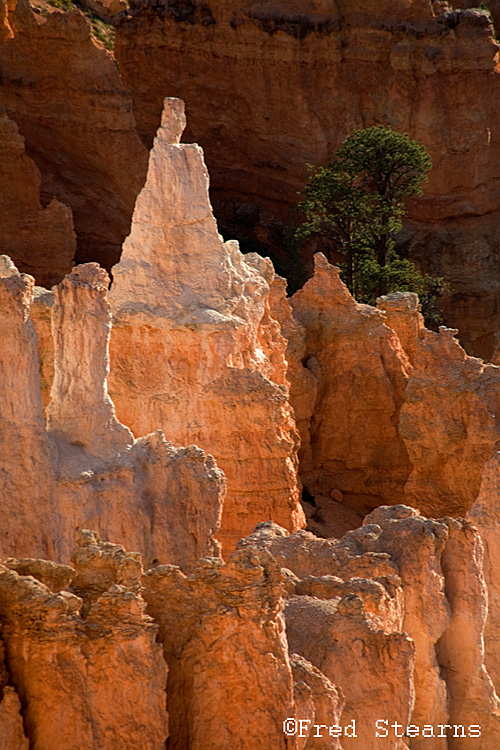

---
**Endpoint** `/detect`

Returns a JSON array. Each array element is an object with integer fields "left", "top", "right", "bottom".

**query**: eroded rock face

[
  {"left": 46, "top": 263, "right": 133, "bottom": 460},
  {"left": 0, "top": 642, "right": 28, "bottom": 750},
  {"left": 142, "top": 547, "right": 296, "bottom": 750},
  {"left": 0, "top": 111, "right": 75, "bottom": 286},
  {"left": 0, "top": 534, "right": 168, "bottom": 750},
  {"left": 467, "top": 453, "right": 500, "bottom": 696},
  {"left": 109, "top": 97, "right": 305, "bottom": 554},
  {"left": 291, "top": 654, "right": 345, "bottom": 750},
  {"left": 0, "top": 257, "right": 224, "bottom": 568},
  {"left": 0, "top": 686, "right": 28, "bottom": 750},
  {"left": 0, "top": 256, "right": 55, "bottom": 557},
  {"left": 0, "top": 0, "right": 148, "bottom": 272},
  {"left": 239, "top": 507, "right": 500, "bottom": 749},
  {"left": 378, "top": 291, "right": 500, "bottom": 518},
  {"left": 287, "top": 254, "right": 411, "bottom": 525},
  {"left": 281, "top": 255, "right": 500, "bottom": 530},
  {"left": 239, "top": 521, "right": 415, "bottom": 750},
  {"left": 115, "top": 0, "right": 500, "bottom": 358}
]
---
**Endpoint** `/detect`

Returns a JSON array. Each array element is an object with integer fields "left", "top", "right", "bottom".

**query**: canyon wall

[
  {"left": 1, "top": 61, "right": 500, "bottom": 747},
  {"left": 115, "top": 0, "right": 500, "bottom": 358},
  {"left": 0, "top": 110, "right": 75, "bottom": 287},
  {"left": 0, "top": 0, "right": 147, "bottom": 273}
]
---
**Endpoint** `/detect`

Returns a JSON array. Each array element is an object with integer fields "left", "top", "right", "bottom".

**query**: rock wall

[
  {"left": 114, "top": 0, "right": 500, "bottom": 358},
  {"left": 0, "top": 110, "right": 75, "bottom": 287},
  {"left": 108, "top": 97, "right": 305, "bottom": 554},
  {"left": 2, "top": 51, "right": 500, "bottom": 748},
  {"left": 0, "top": 0, "right": 148, "bottom": 273},
  {"left": 143, "top": 547, "right": 297, "bottom": 750},
  {"left": 2, "top": 510, "right": 498, "bottom": 749},
  {"left": 467, "top": 453, "right": 500, "bottom": 697}
]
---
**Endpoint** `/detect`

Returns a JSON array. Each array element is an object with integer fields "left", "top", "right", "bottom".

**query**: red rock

[
  {"left": 287, "top": 254, "right": 411, "bottom": 526},
  {"left": 0, "top": 111, "right": 75, "bottom": 287},
  {"left": 467, "top": 454, "right": 500, "bottom": 696},
  {"left": 0, "top": 687, "right": 28, "bottom": 750},
  {"left": 0, "top": 258, "right": 224, "bottom": 568},
  {"left": 291, "top": 654, "right": 344, "bottom": 750},
  {"left": 142, "top": 547, "right": 296, "bottom": 750},
  {"left": 0, "top": 0, "right": 148, "bottom": 273},
  {"left": 378, "top": 291, "right": 500, "bottom": 518},
  {"left": 281, "top": 255, "right": 500, "bottom": 529}
]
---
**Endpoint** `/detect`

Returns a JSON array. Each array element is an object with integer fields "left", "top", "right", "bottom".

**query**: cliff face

[
  {"left": 239, "top": 511, "right": 500, "bottom": 749},
  {"left": 1, "top": 510, "right": 498, "bottom": 749},
  {"left": 0, "top": 533, "right": 168, "bottom": 750},
  {"left": 0, "top": 111, "right": 75, "bottom": 287},
  {"left": 108, "top": 97, "right": 306, "bottom": 554},
  {"left": 0, "top": 0, "right": 148, "bottom": 273},
  {"left": 115, "top": 0, "right": 500, "bottom": 358}
]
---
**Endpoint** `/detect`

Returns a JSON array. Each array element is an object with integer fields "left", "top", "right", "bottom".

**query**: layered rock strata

[
  {"left": 0, "top": 532, "right": 351, "bottom": 750},
  {"left": 0, "top": 0, "right": 147, "bottom": 272},
  {"left": 108, "top": 97, "right": 305, "bottom": 554},
  {"left": 143, "top": 547, "right": 298, "bottom": 750},
  {"left": 115, "top": 0, "right": 500, "bottom": 358},
  {"left": 0, "top": 256, "right": 224, "bottom": 567}
]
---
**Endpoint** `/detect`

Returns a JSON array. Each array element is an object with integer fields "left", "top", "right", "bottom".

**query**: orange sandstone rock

[
  {"left": 467, "top": 453, "right": 500, "bottom": 696},
  {"left": 285, "top": 595, "right": 415, "bottom": 750},
  {"left": 240, "top": 505, "right": 500, "bottom": 748},
  {"left": 0, "top": 0, "right": 147, "bottom": 272},
  {"left": 378, "top": 292, "right": 500, "bottom": 517},
  {"left": 0, "top": 535, "right": 168, "bottom": 750},
  {"left": 362, "top": 505, "right": 500, "bottom": 749},
  {"left": 291, "top": 654, "right": 344, "bottom": 750},
  {"left": 436, "top": 516, "right": 500, "bottom": 748},
  {"left": 46, "top": 263, "right": 133, "bottom": 460},
  {"left": 31, "top": 286, "right": 55, "bottom": 414},
  {"left": 283, "top": 255, "right": 500, "bottom": 528},
  {"left": 240, "top": 521, "right": 414, "bottom": 750},
  {"left": 109, "top": 97, "right": 305, "bottom": 554},
  {"left": 142, "top": 547, "right": 297, "bottom": 750},
  {"left": 0, "top": 686, "right": 28, "bottom": 750},
  {"left": 0, "top": 256, "right": 56, "bottom": 557},
  {"left": 0, "top": 643, "right": 28, "bottom": 750},
  {"left": 288, "top": 254, "right": 411, "bottom": 523},
  {"left": 0, "top": 258, "right": 225, "bottom": 568},
  {"left": 115, "top": 0, "right": 500, "bottom": 358}
]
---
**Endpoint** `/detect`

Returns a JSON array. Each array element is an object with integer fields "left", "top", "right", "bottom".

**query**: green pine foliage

[{"left": 296, "top": 125, "right": 445, "bottom": 326}]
